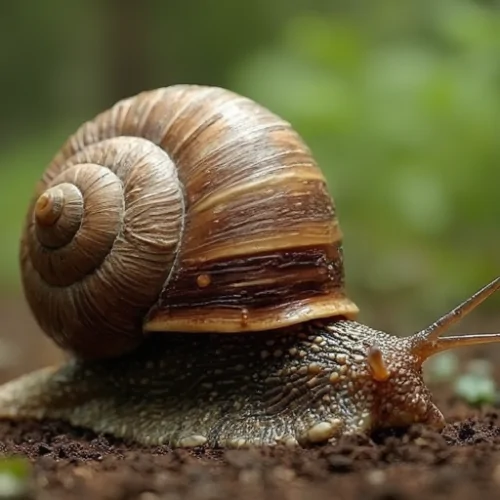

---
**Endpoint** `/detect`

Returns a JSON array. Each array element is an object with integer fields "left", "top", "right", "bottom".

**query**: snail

[{"left": 0, "top": 84, "right": 498, "bottom": 449}]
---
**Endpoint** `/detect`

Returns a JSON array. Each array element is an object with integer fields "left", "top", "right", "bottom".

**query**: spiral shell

[{"left": 20, "top": 85, "right": 359, "bottom": 360}]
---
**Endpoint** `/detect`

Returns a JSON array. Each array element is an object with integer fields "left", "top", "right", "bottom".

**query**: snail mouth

[
  {"left": 423, "top": 402, "right": 446, "bottom": 430},
  {"left": 371, "top": 389, "right": 445, "bottom": 432}
]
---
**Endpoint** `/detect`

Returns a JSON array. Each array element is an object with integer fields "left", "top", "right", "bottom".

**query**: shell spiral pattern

[{"left": 20, "top": 85, "right": 359, "bottom": 360}]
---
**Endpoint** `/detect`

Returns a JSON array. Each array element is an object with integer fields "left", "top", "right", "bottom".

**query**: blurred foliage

[
  {"left": 454, "top": 358, "right": 498, "bottom": 406},
  {"left": 0, "top": 0, "right": 499, "bottom": 331},
  {"left": 425, "top": 353, "right": 500, "bottom": 407},
  {"left": 0, "top": 456, "right": 32, "bottom": 499}
]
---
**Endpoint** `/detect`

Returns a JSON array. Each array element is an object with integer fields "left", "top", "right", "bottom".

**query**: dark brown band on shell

[{"left": 146, "top": 241, "right": 355, "bottom": 332}]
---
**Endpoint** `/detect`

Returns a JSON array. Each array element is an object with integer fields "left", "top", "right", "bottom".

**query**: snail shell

[{"left": 20, "top": 85, "right": 359, "bottom": 360}]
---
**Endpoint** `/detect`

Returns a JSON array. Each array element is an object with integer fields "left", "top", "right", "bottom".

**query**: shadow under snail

[{"left": 0, "top": 84, "right": 499, "bottom": 448}]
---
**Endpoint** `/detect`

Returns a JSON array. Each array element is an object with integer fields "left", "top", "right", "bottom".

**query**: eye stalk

[
  {"left": 364, "top": 277, "right": 500, "bottom": 383},
  {"left": 409, "top": 277, "right": 500, "bottom": 361}
]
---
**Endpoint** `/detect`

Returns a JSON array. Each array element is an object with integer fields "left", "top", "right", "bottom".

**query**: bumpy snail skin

[{"left": 0, "top": 319, "right": 444, "bottom": 448}]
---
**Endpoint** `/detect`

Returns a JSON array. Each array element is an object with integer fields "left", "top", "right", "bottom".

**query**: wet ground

[{"left": 1, "top": 299, "right": 500, "bottom": 499}]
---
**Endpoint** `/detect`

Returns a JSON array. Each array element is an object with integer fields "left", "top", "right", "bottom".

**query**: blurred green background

[{"left": 0, "top": 0, "right": 499, "bottom": 357}]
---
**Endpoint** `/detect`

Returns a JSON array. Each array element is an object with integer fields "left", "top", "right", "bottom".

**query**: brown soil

[
  {"left": 2, "top": 407, "right": 500, "bottom": 500},
  {"left": 2, "top": 300, "right": 500, "bottom": 499}
]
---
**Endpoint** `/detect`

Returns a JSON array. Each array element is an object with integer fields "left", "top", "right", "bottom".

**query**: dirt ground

[{"left": 2, "top": 299, "right": 500, "bottom": 500}]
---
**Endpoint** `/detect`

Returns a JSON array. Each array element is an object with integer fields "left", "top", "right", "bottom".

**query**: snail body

[{"left": 0, "top": 85, "right": 498, "bottom": 448}]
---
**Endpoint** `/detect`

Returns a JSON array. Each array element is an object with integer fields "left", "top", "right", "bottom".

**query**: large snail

[{"left": 0, "top": 84, "right": 498, "bottom": 448}]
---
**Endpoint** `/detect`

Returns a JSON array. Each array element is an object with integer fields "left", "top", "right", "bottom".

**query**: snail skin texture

[{"left": 0, "top": 84, "right": 499, "bottom": 448}]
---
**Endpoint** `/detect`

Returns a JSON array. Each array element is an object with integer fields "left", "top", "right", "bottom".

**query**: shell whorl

[{"left": 20, "top": 85, "right": 359, "bottom": 360}]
